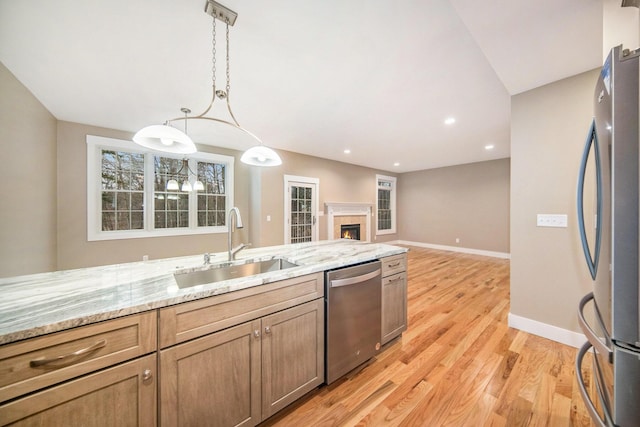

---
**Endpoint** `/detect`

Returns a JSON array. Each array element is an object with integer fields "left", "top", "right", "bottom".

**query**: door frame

[{"left": 283, "top": 175, "right": 320, "bottom": 244}]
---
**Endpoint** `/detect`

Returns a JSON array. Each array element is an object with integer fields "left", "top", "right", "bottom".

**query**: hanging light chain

[
  {"left": 225, "top": 19, "right": 231, "bottom": 94},
  {"left": 211, "top": 15, "right": 217, "bottom": 91}
]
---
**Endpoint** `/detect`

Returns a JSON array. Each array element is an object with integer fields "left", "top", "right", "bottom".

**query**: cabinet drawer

[
  {"left": 160, "top": 272, "right": 324, "bottom": 348},
  {"left": 0, "top": 311, "right": 157, "bottom": 403},
  {"left": 0, "top": 353, "right": 156, "bottom": 427},
  {"left": 381, "top": 254, "right": 407, "bottom": 277},
  {"left": 382, "top": 271, "right": 406, "bottom": 288}
]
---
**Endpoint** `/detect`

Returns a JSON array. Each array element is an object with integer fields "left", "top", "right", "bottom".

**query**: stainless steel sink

[{"left": 173, "top": 258, "right": 298, "bottom": 289}]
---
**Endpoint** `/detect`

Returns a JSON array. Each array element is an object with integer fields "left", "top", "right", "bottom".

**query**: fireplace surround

[{"left": 325, "top": 202, "right": 372, "bottom": 242}]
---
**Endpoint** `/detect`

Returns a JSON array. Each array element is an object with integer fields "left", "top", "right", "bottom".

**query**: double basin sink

[{"left": 174, "top": 258, "right": 299, "bottom": 289}]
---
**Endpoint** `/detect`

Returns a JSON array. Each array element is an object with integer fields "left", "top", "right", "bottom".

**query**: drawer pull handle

[
  {"left": 264, "top": 326, "right": 272, "bottom": 334},
  {"left": 253, "top": 330, "right": 261, "bottom": 338},
  {"left": 387, "top": 276, "right": 403, "bottom": 284},
  {"left": 30, "top": 339, "right": 107, "bottom": 367},
  {"left": 388, "top": 262, "right": 401, "bottom": 268}
]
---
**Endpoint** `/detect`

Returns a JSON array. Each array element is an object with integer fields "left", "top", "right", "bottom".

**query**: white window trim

[
  {"left": 376, "top": 174, "right": 397, "bottom": 235},
  {"left": 86, "top": 135, "right": 234, "bottom": 241},
  {"left": 283, "top": 175, "right": 320, "bottom": 244}
]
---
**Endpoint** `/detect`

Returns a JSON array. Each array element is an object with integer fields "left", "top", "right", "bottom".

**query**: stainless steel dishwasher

[{"left": 325, "top": 260, "right": 382, "bottom": 384}]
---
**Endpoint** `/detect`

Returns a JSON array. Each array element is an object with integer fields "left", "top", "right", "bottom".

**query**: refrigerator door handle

[
  {"left": 576, "top": 341, "right": 613, "bottom": 427},
  {"left": 576, "top": 118, "right": 603, "bottom": 280},
  {"left": 578, "top": 293, "right": 613, "bottom": 363}
]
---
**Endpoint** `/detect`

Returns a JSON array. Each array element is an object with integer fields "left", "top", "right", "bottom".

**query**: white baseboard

[
  {"left": 508, "top": 313, "right": 586, "bottom": 348},
  {"left": 391, "top": 240, "right": 510, "bottom": 259},
  {"left": 387, "top": 240, "right": 584, "bottom": 348}
]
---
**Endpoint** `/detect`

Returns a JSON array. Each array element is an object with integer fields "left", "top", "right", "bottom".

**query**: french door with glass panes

[{"left": 284, "top": 176, "right": 319, "bottom": 244}]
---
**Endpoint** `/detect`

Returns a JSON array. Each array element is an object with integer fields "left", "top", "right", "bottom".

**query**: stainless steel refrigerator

[{"left": 576, "top": 45, "right": 640, "bottom": 427}]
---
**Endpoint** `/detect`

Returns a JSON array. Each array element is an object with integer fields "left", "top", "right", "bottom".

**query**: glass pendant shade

[
  {"left": 241, "top": 145, "right": 282, "bottom": 167},
  {"left": 181, "top": 180, "right": 193, "bottom": 192},
  {"left": 133, "top": 125, "right": 197, "bottom": 154},
  {"left": 194, "top": 180, "right": 205, "bottom": 191},
  {"left": 166, "top": 179, "right": 180, "bottom": 191}
]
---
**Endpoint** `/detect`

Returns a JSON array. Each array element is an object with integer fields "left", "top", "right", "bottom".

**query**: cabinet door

[
  {"left": 160, "top": 320, "right": 261, "bottom": 427},
  {"left": 261, "top": 299, "right": 324, "bottom": 419},
  {"left": 382, "top": 272, "right": 407, "bottom": 345},
  {"left": 0, "top": 354, "right": 156, "bottom": 427}
]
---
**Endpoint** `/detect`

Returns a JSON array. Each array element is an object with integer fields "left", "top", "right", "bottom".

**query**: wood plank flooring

[{"left": 260, "top": 246, "right": 595, "bottom": 427}]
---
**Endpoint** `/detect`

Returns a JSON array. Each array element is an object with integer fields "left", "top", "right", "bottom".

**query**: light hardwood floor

[{"left": 260, "top": 246, "right": 595, "bottom": 427}]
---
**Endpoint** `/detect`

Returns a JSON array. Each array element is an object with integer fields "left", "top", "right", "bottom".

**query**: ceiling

[{"left": 0, "top": 0, "right": 603, "bottom": 172}]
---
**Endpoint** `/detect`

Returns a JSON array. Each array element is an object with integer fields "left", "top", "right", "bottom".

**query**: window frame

[
  {"left": 87, "top": 135, "right": 234, "bottom": 241},
  {"left": 376, "top": 174, "right": 397, "bottom": 235}
]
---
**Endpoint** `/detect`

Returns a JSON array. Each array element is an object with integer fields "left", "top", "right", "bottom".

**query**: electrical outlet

[
  {"left": 536, "top": 214, "right": 568, "bottom": 228},
  {"left": 455, "top": 238, "right": 460, "bottom": 243}
]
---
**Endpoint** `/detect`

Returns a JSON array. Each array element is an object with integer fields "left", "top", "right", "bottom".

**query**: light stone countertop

[{"left": 0, "top": 240, "right": 407, "bottom": 345}]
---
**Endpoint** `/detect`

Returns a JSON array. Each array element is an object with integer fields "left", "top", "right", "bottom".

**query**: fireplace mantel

[{"left": 325, "top": 202, "right": 373, "bottom": 242}]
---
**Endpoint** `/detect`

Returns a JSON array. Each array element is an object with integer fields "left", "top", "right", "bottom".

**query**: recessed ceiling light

[
  {"left": 444, "top": 117, "right": 456, "bottom": 125},
  {"left": 484, "top": 144, "right": 495, "bottom": 150},
  {"left": 393, "top": 162, "right": 400, "bottom": 167},
  {"left": 344, "top": 149, "right": 351, "bottom": 154}
]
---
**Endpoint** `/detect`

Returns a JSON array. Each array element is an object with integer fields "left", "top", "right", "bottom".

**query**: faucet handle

[{"left": 204, "top": 253, "right": 212, "bottom": 264}]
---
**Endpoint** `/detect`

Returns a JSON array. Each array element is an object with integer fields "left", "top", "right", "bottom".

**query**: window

[
  {"left": 376, "top": 174, "right": 396, "bottom": 235},
  {"left": 100, "top": 150, "right": 145, "bottom": 231},
  {"left": 87, "top": 135, "right": 234, "bottom": 241},
  {"left": 196, "top": 161, "right": 227, "bottom": 227},
  {"left": 153, "top": 157, "right": 190, "bottom": 229}
]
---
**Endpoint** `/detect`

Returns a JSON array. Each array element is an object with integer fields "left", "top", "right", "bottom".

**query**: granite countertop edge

[{"left": 0, "top": 240, "right": 408, "bottom": 345}]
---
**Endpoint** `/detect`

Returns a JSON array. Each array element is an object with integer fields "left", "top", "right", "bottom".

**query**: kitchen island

[
  {"left": 0, "top": 240, "right": 407, "bottom": 427},
  {"left": 0, "top": 239, "right": 406, "bottom": 345}
]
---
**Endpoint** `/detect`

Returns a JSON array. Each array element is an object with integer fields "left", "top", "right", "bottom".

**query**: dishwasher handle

[{"left": 330, "top": 269, "right": 381, "bottom": 288}]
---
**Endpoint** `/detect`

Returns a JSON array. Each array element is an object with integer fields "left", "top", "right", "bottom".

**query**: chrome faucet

[{"left": 228, "top": 207, "right": 247, "bottom": 261}]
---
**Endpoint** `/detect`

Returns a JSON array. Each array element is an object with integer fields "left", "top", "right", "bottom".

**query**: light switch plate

[{"left": 537, "top": 214, "right": 568, "bottom": 228}]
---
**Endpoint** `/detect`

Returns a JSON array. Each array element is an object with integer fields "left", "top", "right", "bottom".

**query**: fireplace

[
  {"left": 340, "top": 224, "right": 361, "bottom": 240},
  {"left": 325, "top": 202, "right": 372, "bottom": 242}
]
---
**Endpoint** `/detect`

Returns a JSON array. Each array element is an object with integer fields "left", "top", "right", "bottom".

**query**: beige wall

[
  {"left": 55, "top": 134, "right": 398, "bottom": 269},
  {"left": 0, "top": 62, "right": 57, "bottom": 277},
  {"left": 253, "top": 150, "right": 398, "bottom": 247},
  {"left": 55, "top": 121, "right": 251, "bottom": 270},
  {"left": 397, "top": 158, "right": 510, "bottom": 253},
  {"left": 0, "top": 66, "right": 397, "bottom": 274},
  {"left": 510, "top": 68, "right": 599, "bottom": 333}
]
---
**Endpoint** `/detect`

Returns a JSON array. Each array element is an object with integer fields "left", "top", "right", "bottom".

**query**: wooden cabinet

[
  {"left": 160, "top": 320, "right": 261, "bottom": 427},
  {"left": 380, "top": 254, "right": 408, "bottom": 345},
  {"left": 0, "top": 312, "right": 157, "bottom": 427},
  {"left": 159, "top": 274, "right": 325, "bottom": 427},
  {"left": 261, "top": 299, "right": 324, "bottom": 419},
  {"left": 159, "top": 273, "right": 323, "bottom": 348},
  {"left": 1, "top": 354, "right": 156, "bottom": 426},
  {"left": 0, "top": 311, "right": 156, "bottom": 404},
  {"left": 160, "top": 299, "right": 324, "bottom": 427}
]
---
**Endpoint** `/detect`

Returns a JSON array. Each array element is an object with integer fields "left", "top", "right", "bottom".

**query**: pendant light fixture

[
  {"left": 166, "top": 158, "right": 205, "bottom": 193},
  {"left": 132, "top": 1, "right": 282, "bottom": 167},
  {"left": 133, "top": 109, "right": 197, "bottom": 154}
]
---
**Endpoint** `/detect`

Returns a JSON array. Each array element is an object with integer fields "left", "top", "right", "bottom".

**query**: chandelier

[{"left": 132, "top": 1, "right": 282, "bottom": 167}]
